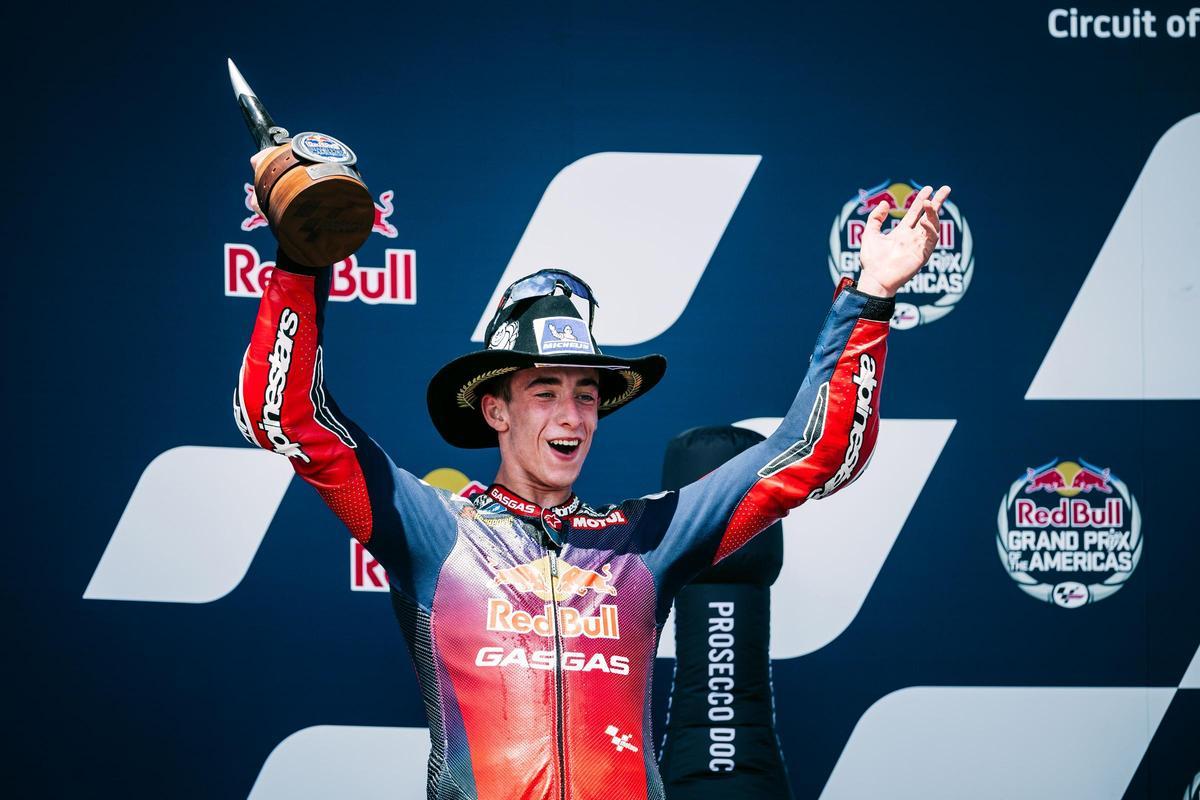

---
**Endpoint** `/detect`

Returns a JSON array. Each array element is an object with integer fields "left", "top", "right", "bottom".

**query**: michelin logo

[{"left": 535, "top": 317, "right": 594, "bottom": 355}]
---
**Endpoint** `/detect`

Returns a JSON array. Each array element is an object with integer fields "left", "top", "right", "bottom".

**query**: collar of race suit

[{"left": 472, "top": 484, "right": 583, "bottom": 546}]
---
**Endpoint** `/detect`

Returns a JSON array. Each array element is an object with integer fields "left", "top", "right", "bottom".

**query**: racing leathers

[{"left": 233, "top": 252, "right": 893, "bottom": 800}]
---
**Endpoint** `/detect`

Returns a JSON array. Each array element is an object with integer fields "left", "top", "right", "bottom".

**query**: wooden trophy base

[{"left": 254, "top": 142, "right": 375, "bottom": 267}]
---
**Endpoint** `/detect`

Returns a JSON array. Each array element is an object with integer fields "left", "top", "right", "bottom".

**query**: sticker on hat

[
  {"left": 535, "top": 317, "right": 594, "bottom": 355},
  {"left": 489, "top": 321, "right": 519, "bottom": 350}
]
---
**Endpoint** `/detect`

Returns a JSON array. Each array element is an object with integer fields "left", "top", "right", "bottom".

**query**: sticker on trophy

[{"left": 292, "top": 132, "right": 358, "bottom": 165}]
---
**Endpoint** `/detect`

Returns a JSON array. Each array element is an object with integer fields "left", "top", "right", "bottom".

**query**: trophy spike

[
  {"left": 227, "top": 58, "right": 254, "bottom": 100},
  {"left": 228, "top": 60, "right": 373, "bottom": 265},
  {"left": 227, "top": 58, "right": 290, "bottom": 151}
]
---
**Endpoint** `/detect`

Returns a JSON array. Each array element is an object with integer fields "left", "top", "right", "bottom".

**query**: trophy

[{"left": 228, "top": 59, "right": 374, "bottom": 266}]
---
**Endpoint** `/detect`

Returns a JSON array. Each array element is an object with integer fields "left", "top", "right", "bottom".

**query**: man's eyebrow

[{"left": 524, "top": 375, "right": 599, "bottom": 389}]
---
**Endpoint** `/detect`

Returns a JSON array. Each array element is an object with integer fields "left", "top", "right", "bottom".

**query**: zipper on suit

[{"left": 548, "top": 546, "right": 567, "bottom": 800}]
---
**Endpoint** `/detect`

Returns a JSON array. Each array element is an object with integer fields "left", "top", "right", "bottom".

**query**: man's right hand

[{"left": 857, "top": 184, "right": 951, "bottom": 298}]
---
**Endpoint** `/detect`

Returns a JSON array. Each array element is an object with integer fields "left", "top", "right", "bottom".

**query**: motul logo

[
  {"left": 225, "top": 243, "right": 416, "bottom": 305},
  {"left": 568, "top": 509, "right": 628, "bottom": 529},
  {"left": 486, "top": 598, "right": 620, "bottom": 639}
]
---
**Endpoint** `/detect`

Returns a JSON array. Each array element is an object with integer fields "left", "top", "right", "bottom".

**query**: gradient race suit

[{"left": 233, "top": 253, "right": 893, "bottom": 800}]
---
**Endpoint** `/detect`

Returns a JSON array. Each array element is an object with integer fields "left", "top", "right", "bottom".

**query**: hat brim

[{"left": 427, "top": 349, "right": 667, "bottom": 448}]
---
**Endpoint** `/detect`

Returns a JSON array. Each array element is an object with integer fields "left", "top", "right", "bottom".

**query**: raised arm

[
  {"left": 644, "top": 185, "right": 951, "bottom": 608},
  {"left": 232, "top": 152, "right": 451, "bottom": 594}
]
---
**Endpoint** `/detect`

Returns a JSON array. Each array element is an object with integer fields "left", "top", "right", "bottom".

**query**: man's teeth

[{"left": 549, "top": 439, "right": 581, "bottom": 453}]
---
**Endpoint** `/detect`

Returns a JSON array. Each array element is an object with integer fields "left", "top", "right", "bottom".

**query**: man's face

[{"left": 483, "top": 366, "right": 600, "bottom": 494}]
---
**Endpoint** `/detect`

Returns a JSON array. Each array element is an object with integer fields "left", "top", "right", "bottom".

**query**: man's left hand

[{"left": 857, "top": 184, "right": 952, "bottom": 298}]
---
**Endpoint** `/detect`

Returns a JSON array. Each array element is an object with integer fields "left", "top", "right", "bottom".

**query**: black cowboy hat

[{"left": 427, "top": 270, "right": 667, "bottom": 448}]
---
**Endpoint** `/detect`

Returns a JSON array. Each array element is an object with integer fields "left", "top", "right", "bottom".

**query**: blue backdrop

[{"left": 10, "top": 1, "right": 1199, "bottom": 797}]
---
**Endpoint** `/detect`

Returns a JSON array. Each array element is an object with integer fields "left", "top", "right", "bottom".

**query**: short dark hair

[{"left": 478, "top": 372, "right": 514, "bottom": 404}]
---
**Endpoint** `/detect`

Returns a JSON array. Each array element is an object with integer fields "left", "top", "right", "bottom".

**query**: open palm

[{"left": 857, "top": 185, "right": 951, "bottom": 297}]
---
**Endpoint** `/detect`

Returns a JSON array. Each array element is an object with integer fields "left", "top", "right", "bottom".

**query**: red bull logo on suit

[
  {"left": 479, "top": 555, "right": 629, "bottom": 673},
  {"left": 486, "top": 599, "right": 620, "bottom": 639}
]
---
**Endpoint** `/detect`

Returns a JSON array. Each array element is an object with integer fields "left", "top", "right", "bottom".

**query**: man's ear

[{"left": 481, "top": 394, "right": 510, "bottom": 433}]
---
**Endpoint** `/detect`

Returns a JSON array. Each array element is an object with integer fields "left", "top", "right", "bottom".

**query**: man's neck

[{"left": 491, "top": 464, "right": 573, "bottom": 510}]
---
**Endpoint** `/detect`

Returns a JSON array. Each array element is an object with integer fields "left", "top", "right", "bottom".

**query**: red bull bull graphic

[
  {"left": 997, "top": 458, "right": 1141, "bottom": 608},
  {"left": 1024, "top": 464, "right": 1067, "bottom": 492},
  {"left": 369, "top": 190, "right": 400, "bottom": 238},
  {"left": 239, "top": 183, "right": 400, "bottom": 239},
  {"left": 240, "top": 184, "right": 269, "bottom": 231},
  {"left": 488, "top": 556, "right": 618, "bottom": 603},
  {"left": 1024, "top": 460, "right": 1113, "bottom": 496},
  {"left": 829, "top": 178, "right": 973, "bottom": 329},
  {"left": 228, "top": 184, "right": 415, "bottom": 305}
]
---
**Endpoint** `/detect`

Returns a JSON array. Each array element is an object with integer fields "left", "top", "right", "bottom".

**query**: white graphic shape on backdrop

[
  {"left": 1181, "top": 641, "right": 1200, "bottom": 689},
  {"left": 656, "top": 419, "right": 955, "bottom": 660},
  {"left": 470, "top": 152, "right": 761, "bottom": 346},
  {"left": 1027, "top": 113, "right": 1200, "bottom": 399},
  {"left": 247, "top": 726, "right": 430, "bottom": 800},
  {"left": 84, "top": 446, "right": 293, "bottom": 603},
  {"left": 820, "top": 687, "right": 1173, "bottom": 800}
]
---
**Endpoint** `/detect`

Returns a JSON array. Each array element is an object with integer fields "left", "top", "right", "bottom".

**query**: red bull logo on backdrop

[
  {"left": 350, "top": 469, "right": 483, "bottom": 591},
  {"left": 997, "top": 458, "right": 1141, "bottom": 608},
  {"left": 227, "top": 184, "right": 416, "bottom": 304},
  {"left": 828, "top": 179, "right": 973, "bottom": 329}
]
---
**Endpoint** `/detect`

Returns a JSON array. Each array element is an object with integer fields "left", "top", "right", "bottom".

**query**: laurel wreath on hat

[
  {"left": 599, "top": 370, "right": 642, "bottom": 412},
  {"left": 457, "top": 366, "right": 521, "bottom": 410}
]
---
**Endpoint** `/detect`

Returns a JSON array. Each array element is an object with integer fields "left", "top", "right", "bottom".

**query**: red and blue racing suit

[{"left": 234, "top": 254, "right": 893, "bottom": 800}]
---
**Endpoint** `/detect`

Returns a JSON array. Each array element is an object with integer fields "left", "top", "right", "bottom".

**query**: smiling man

[
  {"left": 234, "top": 162, "right": 949, "bottom": 800},
  {"left": 483, "top": 368, "right": 600, "bottom": 499}
]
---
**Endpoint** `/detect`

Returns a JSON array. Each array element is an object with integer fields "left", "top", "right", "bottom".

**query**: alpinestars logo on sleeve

[
  {"left": 809, "top": 353, "right": 877, "bottom": 499},
  {"left": 258, "top": 308, "right": 310, "bottom": 463}
]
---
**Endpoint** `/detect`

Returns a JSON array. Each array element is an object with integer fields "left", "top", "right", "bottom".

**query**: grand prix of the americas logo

[
  {"left": 829, "top": 179, "right": 974, "bottom": 329},
  {"left": 996, "top": 458, "right": 1142, "bottom": 608},
  {"left": 227, "top": 184, "right": 417, "bottom": 305}
]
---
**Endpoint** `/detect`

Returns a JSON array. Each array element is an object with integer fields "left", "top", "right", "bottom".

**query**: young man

[{"left": 234, "top": 156, "right": 949, "bottom": 800}]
